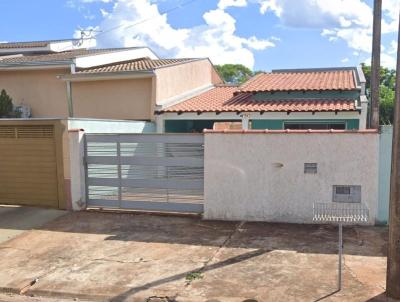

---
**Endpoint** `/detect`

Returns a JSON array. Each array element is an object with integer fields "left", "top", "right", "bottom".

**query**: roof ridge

[
  {"left": 0, "top": 38, "right": 80, "bottom": 45},
  {"left": 78, "top": 57, "right": 151, "bottom": 71}
]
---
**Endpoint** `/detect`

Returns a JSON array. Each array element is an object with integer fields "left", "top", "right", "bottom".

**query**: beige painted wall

[
  {"left": 204, "top": 132, "right": 379, "bottom": 224},
  {"left": 211, "top": 66, "right": 224, "bottom": 85},
  {"left": 155, "top": 59, "right": 221, "bottom": 106},
  {"left": 71, "top": 78, "right": 152, "bottom": 120},
  {"left": 0, "top": 69, "right": 69, "bottom": 117}
]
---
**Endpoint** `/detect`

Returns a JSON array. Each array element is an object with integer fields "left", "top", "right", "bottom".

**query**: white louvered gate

[{"left": 84, "top": 134, "right": 204, "bottom": 213}]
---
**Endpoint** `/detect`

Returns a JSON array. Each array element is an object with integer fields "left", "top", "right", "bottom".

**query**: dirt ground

[{"left": 0, "top": 211, "right": 391, "bottom": 302}]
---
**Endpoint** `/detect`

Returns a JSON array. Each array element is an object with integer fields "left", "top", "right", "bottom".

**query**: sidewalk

[{"left": 0, "top": 211, "right": 388, "bottom": 301}]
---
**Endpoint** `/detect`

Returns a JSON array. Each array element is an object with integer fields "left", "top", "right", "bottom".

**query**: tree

[
  {"left": 0, "top": 89, "right": 13, "bottom": 117},
  {"left": 215, "top": 64, "right": 255, "bottom": 84},
  {"left": 361, "top": 63, "right": 396, "bottom": 124}
]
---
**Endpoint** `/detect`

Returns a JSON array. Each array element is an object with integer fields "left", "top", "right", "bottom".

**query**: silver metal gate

[{"left": 84, "top": 134, "right": 204, "bottom": 213}]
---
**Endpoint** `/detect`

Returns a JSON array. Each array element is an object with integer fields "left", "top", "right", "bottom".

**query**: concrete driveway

[
  {"left": 0, "top": 211, "right": 389, "bottom": 302},
  {"left": 0, "top": 206, "right": 65, "bottom": 244}
]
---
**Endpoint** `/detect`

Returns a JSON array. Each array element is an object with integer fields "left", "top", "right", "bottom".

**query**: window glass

[{"left": 284, "top": 123, "right": 346, "bottom": 130}]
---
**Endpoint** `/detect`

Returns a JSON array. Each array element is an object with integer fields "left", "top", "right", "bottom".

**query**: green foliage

[
  {"left": 0, "top": 89, "right": 13, "bottom": 117},
  {"left": 361, "top": 63, "right": 396, "bottom": 125},
  {"left": 215, "top": 64, "right": 255, "bottom": 84},
  {"left": 185, "top": 271, "right": 203, "bottom": 281}
]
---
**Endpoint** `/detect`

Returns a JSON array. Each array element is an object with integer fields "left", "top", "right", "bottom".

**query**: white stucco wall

[
  {"left": 68, "top": 129, "right": 86, "bottom": 211},
  {"left": 204, "top": 131, "right": 379, "bottom": 224},
  {"left": 68, "top": 118, "right": 156, "bottom": 133}
]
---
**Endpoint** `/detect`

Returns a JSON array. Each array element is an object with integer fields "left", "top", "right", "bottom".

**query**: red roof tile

[
  {"left": 204, "top": 129, "right": 377, "bottom": 134},
  {"left": 239, "top": 70, "right": 356, "bottom": 92},
  {"left": 161, "top": 86, "right": 357, "bottom": 113}
]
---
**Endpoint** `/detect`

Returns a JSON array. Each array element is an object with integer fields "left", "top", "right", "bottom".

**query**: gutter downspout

[{"left": 67, "top": 63, "right": 76, "bottom": 117}]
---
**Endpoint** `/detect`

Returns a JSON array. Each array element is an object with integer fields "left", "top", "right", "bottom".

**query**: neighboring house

[
  {"left": 157, "top": 67, "right": 368, "bottom": 132},
  {"left": 0, "top": 39, "right": 222, "bottom": 122}
]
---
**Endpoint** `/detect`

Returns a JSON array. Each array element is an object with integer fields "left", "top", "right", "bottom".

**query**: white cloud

[
  {"left": 100, "top": 8, "right": 109, "bottom": 17},
  {"left": 218, "top": 0, "right": 247, "bottom": 10},
  {"left": 381, "top": 53, "right": 397, "bottom": 68},
  {"left": 259, "top": 0, "right": 400, "bottom": 68},
  {"left": 258, "top": 0, "right": 372, "bottom": 29},
  {"left": 388, "top": 40, "right": 398, "bottom": 54},
  {"left": 259, "top": 0, "right": 282, "bottom": 16},
  {"left": 382, "top": 0, "right": 400, "bottom": 33},
  {"left": 259, "top": 0, "right": 372, "bottom": 51},
  {"left": 365, "top": 53, "right": 397, "bottom": 69},
  {"left": 341, "top": 57, "right": 349, "bottom": 63},
  {"left": 84, "top": 0, "right": 276, "bottom": 69},
  {"left": 80, "top": 0, "right": 113, "bottom": 2}
]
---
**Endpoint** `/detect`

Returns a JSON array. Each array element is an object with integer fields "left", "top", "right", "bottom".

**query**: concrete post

[
  {"left": 68, "top": 129, "right": 86, "bottom": 211},
  {"left": 359, "top": 95, "right": 369, "bottom": 130},
  {"left": 155, "top": 114, "right": 165, "bottom": 133},
  {"left": 387, "top": 10, "right": 400, "bottom": 299},
  {"left": 370, "top": 0, "right": 382, "bottom": 129},
  {"left": 241, "top": 113, "right": 250, "bottom": 130}
]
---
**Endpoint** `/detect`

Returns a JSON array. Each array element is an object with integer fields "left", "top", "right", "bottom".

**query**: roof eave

[
  {"left": 0, "top": 61, "right": 72, "bottom": 70},
  {"left": 0, "top": 46, "right": 51, "bottom": 54},
  {"left": 240, "top": 88, "right": 361, "bottom": 93},
  {"left": 58, "top": 70, "right": 155, "bottom": 82},
  {"left": 159, "top": 109, "right": 358, "bottom": 114}
]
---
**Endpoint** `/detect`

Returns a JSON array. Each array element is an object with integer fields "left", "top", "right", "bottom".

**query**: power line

[
  {"left": 56, "top": 0, "right": 198, "bottom": 52},
  {"left": 93, "top": 0, "right": 198, "bottom": 39}
]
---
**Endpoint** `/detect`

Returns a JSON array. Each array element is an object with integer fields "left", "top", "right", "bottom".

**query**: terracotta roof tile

[
  {"left": 239, "top": 70, "right": 356, "bottom": 92},
  {"left": 76, "top": 58, "right": 196, "bottom": 73},
  {"left": 162, "top": 86, "right": 357, "bottom": 113},
  {"left": 204, "top": 129, "right": 377, "bottom": 134}
]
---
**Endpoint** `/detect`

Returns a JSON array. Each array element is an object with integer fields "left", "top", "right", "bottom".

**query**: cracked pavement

[{"left": 0, "top": 211, "right": 389, "bottom": 302}]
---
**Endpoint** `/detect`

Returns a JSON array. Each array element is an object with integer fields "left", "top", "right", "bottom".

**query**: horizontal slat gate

[
  {"left": 0, "top": 125, "right": 59, "bottom": 207},
  {"left": 84, "top": 134, "right": 204, "bottom": 213}
]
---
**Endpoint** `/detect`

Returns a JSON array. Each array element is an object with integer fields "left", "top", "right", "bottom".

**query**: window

[
  {"left": 284, "top": 123, "right": 346, "bottom": 130},
  {"left": 304, "top": 163, "right": 317, "bottom": 174},
  {"left": 332, "top": 185, "right": 361, "bottom": 203}
]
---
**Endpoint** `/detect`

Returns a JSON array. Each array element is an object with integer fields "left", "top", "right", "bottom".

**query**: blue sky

[{"left": 0, "top": 0, "right": 399, "bottom": 71}]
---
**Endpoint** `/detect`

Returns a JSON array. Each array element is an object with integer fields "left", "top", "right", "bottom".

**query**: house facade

[
  {"left": 157, "top": 67, "right": 368, "bottom": 132},
  {"left": 0, "top": 39, "right": 222, "bottom": 122},
  {"left": 0, "top": 40, "right": 367, "bottom": 133}
]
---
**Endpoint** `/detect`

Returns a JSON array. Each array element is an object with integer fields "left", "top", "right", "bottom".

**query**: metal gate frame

[{"left": 84, "top": 133, "right": 204, "bottom": 213}]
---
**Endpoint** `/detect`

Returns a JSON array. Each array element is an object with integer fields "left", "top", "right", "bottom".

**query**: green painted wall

[
  {"left": 378, "top": 125, "right": 392, "bottom": 224},
  {"left": 253, "top": 90, "right": 360, "bottom": 100},
  {"left": 165, "top": 120, "right": 221, "bottom": 133},
  {"left": 252, "top": 120, "right": 283, "bottom": 130},
  {"left": 346, "top": 119, "right": 359, "bottom": 129},
  {"left": 252, "top": 119, "right": 360, "bottom": 130}
]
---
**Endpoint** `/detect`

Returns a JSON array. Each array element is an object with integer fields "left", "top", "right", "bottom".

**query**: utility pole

[
  {"left": 370, "top": 0, "right": 382, "bottom": 129},
  {"left": 387, "top": 10, "right": 400, "bottom": 300}
]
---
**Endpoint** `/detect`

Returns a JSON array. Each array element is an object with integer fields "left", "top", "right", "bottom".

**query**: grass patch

[{"left": 185, "top": 271, "right": 203, "bottom": 281}]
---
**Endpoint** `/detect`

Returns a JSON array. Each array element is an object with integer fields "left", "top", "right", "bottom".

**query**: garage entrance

[
  {"left": 0, "top": 121, "right": 65, "bottom": 208},
  {"left": 84, "top": 133, "right": 204, "bottom": 214}
]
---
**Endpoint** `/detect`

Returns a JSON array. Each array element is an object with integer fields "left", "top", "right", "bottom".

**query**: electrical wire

[
  {"left": 92, "top": 0, "right": 199, "bottom": 39},
  {"left": 45, "top": 0, "right": 199, "bottom": 53}
]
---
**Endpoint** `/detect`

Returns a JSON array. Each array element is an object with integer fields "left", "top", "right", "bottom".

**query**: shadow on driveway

[{"left": 34, "top": 211, "right": 387, "bottom": 257}]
